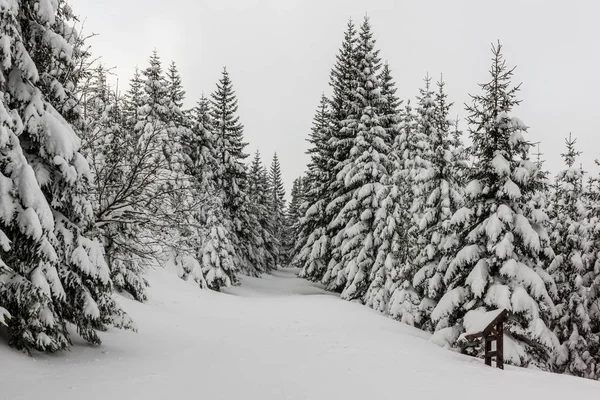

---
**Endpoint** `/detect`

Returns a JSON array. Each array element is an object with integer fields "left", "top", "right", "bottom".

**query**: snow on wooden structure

[{"left": 464, "top": 309, "right": 508, "bottom": 370}]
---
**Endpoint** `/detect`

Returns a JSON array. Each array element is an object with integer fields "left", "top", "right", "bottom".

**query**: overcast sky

[{"left": 69, "top": 0, "right": 600, "bottom": 196}]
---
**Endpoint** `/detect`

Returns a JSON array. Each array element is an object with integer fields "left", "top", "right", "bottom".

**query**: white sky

[{"left": 69, "top": 0, "right": 600, "bottom": 196}]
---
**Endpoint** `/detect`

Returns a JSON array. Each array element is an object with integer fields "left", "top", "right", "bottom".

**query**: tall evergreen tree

[
  {"left": 378, "top": 62, "right": 402, "bottom": 145},
  {"left": 325, "top": 17, "right": 391, "bottom": 301},
  {"left": 430, "top": 43, "right": 558, "bottom": 368},
  {"left": 367, "top": 101, "right": 420, "bottom": 314},
  {"left": 406, "top": 77, "right": 465, "bottom": 331},
  {"left": 548, "top": 134, "right": 596, "bottom": 377},
  {"left": 303, "top": 19, "right": 359, "bottom": 287},
  {"left": 285, "top": 177, "right": 305, "bottom": 264},
  {"left": 0, "top": 0, "right": 133, "bottom": 352},
  {"left": 269, "top": 153, "right": 286, "bottom": 266},
  {"left": 210, "top": 68, "right": 264, "bottom": 275},
  {"left": 296, "top": 95, "right": 334, "bottom": 278},
  {"left": 248, "top": 151, "right": 277, "bottom": 272},
  {"left": 167, "top": 61, "right": 186, "bottom": 109},
  {"left": 122, "top": 68, "right": 145, "bottom": 128},
  {"left": 586, "top": 161, "right": 600, "bottom": 373}
]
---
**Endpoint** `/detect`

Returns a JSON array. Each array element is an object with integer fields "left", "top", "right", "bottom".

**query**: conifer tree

[
  {"left": 200, "top": 193, "right": 238, "bottom": 290},
  {"left": 269, "top": 153, "right": 287, "bottom": 266},
  {"left": 325, "top": 17, "right": 391, "bottom": 300},
  {"left": 429, "top": 43, "right": 558, "bottom": 368},
  {"left": 0, "top": 0, "right": 133, "bottom": 352},
  {"left": 210, "top": 68, "right": 263, "bottom": 275},
  {"left": 285, "top": 177, "right": 305, "bottom": 264},
  {"left": 363, "top": 62, "right": 403, "bottom": 308},
  {"left": 122, "top": 68, "right": 145, "bottom": 128},
  {"left": 367, "top": 101, "right": 420, "bottom": 314},
  {"left": 167, "top": 61, "right": 186, "bottom": 109},
  {"left": 296, "top": 95, "right": 334, "bottom": 279},
  {"left": 548, "top": 134, "right": 596, "bottom": 377},
  {"left": 304, "top": 20, "right": 358, "bottom": 287},
  {"left": 248, "top": 151, "right": 277, "bottom": 272},
  {"left": 586, "top": 161, "right": 600, "bottom": 372},
  {"left": 379, "top": 62, "right": 402, "bottom": 145},
  {"left": 405, "top": 78, "right": 465, "bottom": 331}
]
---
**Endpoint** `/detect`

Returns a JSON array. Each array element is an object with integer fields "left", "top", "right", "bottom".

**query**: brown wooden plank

[
  {"left": 484, "top": 337, "right": 492, "bottom": 366},
  {"left": 497, "top": 321, "right": 504, "bottom": 370}
]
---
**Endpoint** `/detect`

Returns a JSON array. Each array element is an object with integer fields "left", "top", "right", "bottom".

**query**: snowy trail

[{"left": 2, "top": 268, "right": 599, "bottom": 400}]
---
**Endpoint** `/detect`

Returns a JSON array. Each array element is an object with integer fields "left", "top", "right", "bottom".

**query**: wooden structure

[{"left": 464, "top": 309, "right": 508, "bottom": 370}]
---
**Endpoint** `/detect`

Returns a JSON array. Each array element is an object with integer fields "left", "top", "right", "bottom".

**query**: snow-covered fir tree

[
  {"left": 302, "top": 20, "right": 358, "bottom": 286},
  {"left": 199, "top": 193, "right": 238, "bottom": 291},
  {"left": 210, "top": 68, "right": 265, "bottom": 275},
  {"left": 429, "top": 43, "right": 558, "bottom": 368},
  {"left": 0, "top": 0, "right": 133, "bottom": 352},
  {"left": 379, "top": 99, "right": 430, "bottom": 320},
  {"left": 167, "top": 61, "right": 186, "bottom": 110},
  {"left": 386, "top": 76, "right": 439, "bottom": 326},
  {"left": 407, "top": 77, "right": 465, "bottom": 331},
  {"left": 284, "top": 177, "right": 305, "bottom": 264},
  {"left": 248, "top": 151, "right": 277, "bottom": 273},
  {"left": 586, "top": 161, "right": 600, "bottom": 373},
  {"left": 324, "top": 17, "right": 391, "bottom": 301},
  {"left": 548, "top": 134, "right": 597, "bottom": 378},
  {"left": 296, "top": 94, "right": 334, "bottom": 279},
  {"left": 362, "top": 62, "right": 403, "bottom": 310},
  {"left": 378, "top": 62, "right": 402, "bottom": 146},
  {"left": 366, "top": 100, "right": 419, "bottom": 314},
  {"left": 268, "top": 153, "right": 286, "bottom": 266}
]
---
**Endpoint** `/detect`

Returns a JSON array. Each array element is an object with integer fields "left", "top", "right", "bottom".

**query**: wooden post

[
  {"left": 496, "top": 321, "right": 504, "bottom": 370},
  {"left": 484, "top": 336, "right": 492, "bottom": 366}
]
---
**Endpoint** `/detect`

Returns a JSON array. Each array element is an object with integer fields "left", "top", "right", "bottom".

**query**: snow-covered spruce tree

[
  {"left": 158, "top": 59, "right": 209, "bottom": 284},
  {"left": 167, "top": 61, "right": 186, "bottom": 110},
  {"left": 0, "top": 0, "right": 133, "bottom": 352},
  {"left": 325, "top": 17, "right": 391, "bottom": 301},
  {"left": 182, "top": 97, "right": 215, "bottom": 191},
  {"left": 381, "top": 98, "right": 432, "bottom": 320},
  {"left": 199, "top": 192, "right": 237, "bottom": 291},
  {"left": 296, "top": 94, "right": 335, "bottom": 280},
  {"left": 248, "top": 151, "right": 276, "bottom": 272},
  {"left": 179, "top": 93, "right": 239, "bottom": 290},
  {"left": 378, "top": 62, "right": 402, "bottom": 146},
  {"left": 405, "top": 78, "right": 465, "bottom": 331},
  {"left": 210, "top": 68, "right": 265, "bottom": 275},
  {"left": 429, "top": 43, "right": 558, "bottom": 368},
  {"left": 587, "top": 161, "right": 600, "bottom": 372},
  {"left": 284, "top": 177, "right": 305, "bottom": 264},
  {"left": 366, "top": 101, "right": 421, "bottom": 314},
  {"left": 122, "top": 68, "right": 145, "bottom": 126},
  {"left": 363, "top": 61, "right": 402, "bottom": 308},
  {"left": 269, "top": 153, "right": 286, "bottom": 266},
  {"left": 384, "top": 76, "right": 439, "bottom": 326},
  {"left": 548, "top": 134, "right": 596, "bottom": 377},
  {"left": 316, "top": 19, "right": 360, "bottom": 289}
]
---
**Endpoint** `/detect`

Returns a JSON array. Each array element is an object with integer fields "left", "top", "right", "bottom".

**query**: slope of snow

[{"left": 1, "top": 268, "right": 599, "bottom": 400}]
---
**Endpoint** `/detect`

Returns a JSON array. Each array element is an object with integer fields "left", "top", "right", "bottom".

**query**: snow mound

[{"left": 0, "top": 268, "right": 598, "bottom": 400}]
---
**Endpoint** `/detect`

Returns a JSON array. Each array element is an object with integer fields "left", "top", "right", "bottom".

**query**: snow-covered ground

[{"left": 2, "top": 268, "right": 599, "bottom": 400}]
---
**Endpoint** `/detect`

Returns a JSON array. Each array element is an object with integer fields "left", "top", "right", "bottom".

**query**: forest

[{"left": 1, "top": 0, "right": 599, "bottom": 384}]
